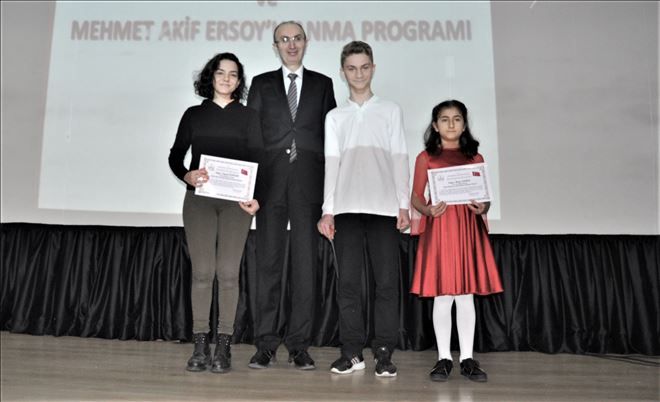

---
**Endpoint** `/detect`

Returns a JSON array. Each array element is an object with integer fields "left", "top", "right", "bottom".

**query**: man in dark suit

[{"left": 247, "top": 21, "right": 336, "bottom": 370}]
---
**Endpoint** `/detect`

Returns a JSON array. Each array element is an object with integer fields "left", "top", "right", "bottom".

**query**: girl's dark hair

[
  {"left": 423, "top": 99, "right": 479, "bottom": 158},
  {"left": 194, "top": 52, "right": 246, "bottom": 101}
]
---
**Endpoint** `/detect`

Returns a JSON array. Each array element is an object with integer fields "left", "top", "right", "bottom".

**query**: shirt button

[{"left": 285, "top": 149, "right": 291, "bottom": 154}]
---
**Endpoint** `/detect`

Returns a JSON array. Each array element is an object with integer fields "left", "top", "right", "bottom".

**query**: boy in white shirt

[{"left": 317, "top": 41, "right": 410, "bottom": 377}]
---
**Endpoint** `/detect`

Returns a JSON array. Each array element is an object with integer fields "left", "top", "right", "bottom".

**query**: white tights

[{"left": 432, "top": 294, "right": 475, "bottom": 362}]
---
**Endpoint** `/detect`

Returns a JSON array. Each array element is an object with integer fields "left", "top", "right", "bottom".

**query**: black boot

[
  {"left": 186, "top": 333, "right": 211, "bottom": 372},
  {"left": 211, "top": 333, "right": 232, "bottom": 373}
]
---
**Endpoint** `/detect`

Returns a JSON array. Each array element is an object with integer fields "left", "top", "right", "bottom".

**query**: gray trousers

[{"left": 182, "top": 191, "right": 252, "bottom": 335}]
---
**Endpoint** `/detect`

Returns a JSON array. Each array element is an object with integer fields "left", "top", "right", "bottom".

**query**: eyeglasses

[{"left": 275, "top": 34, "right": 305, "bottom": 45}]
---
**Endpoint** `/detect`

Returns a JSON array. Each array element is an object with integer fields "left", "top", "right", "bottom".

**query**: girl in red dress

[{"left": 410, "top": 100, "right": 503, "bottom": 383}]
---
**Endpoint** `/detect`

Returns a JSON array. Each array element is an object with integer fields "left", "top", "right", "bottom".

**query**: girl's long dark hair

[{"left": 424, "top": 99, "right": 479, "bottom": 158}]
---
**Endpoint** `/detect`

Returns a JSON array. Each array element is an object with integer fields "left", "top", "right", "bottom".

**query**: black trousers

[
  {"left": 254, "top": 163, "right": 321, "bottom": 352},
  {"left": 333, "top": 213, "right": 400, "bottom": 356}
]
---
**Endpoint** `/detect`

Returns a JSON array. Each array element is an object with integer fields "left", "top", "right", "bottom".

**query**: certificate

[
  {"left": 194, "top": 154, "right": 258, "bottom": 202},
  {"left": 427, "top": 163, "right": 492, "bottom": 205}
]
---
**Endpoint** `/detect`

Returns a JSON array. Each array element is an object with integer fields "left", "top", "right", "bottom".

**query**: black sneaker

[
  {"left": 430, "top": 359, "right": 453, "bottom": 382},
  {"left": 460, "top": 358, "right": 487, "bottom": 382},
  {"left": 248, "top": 348, "right": 276, "bottom": 369},
  {"left": 330, "top": 353, "right": 365, "bottom": 374},
  {"left": 289, "top": 349, "right": 315, "bottom": 370},
  {"left": 374, "top": 346, "right": 397, "bottom": 377}
]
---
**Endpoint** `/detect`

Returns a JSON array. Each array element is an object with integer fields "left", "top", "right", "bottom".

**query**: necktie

[{"left": 287, "top": 73, "right": 298, "bottom": 163}]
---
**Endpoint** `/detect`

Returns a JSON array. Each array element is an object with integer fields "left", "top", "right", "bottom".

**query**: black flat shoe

[
  {"left": 248, "top": 348, "right": 276, "bottom": 369},
  {"left": 460, "top": 358, "right": 487, "bottom": 382},
  {"left": 288, "top": 349, "right": 315, "bottom": 370},
  {"left": 430, "top": 359, "right": 453, "bottom": 382}
]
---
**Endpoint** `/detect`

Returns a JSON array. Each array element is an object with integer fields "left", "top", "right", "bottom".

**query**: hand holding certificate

[
  {"left": 195, "top": 154, "right": 258, "bottom": 202},
  {"left": 427, "top": 162, "right": 492, "bottom": 206}
]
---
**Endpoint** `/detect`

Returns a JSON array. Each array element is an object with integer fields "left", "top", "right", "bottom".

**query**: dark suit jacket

[{"left": 247, "top": 68, "right": 336, "bottom": 204}]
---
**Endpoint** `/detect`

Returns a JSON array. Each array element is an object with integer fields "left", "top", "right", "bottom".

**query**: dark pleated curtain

[
  {"left": 1, "top": 223, "right": 658, "bottom": 355},
  {"left": 0, "top": 224, "right": 191, "bottom": 340}
]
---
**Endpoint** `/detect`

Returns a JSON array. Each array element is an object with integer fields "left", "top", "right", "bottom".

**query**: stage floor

[{"left": 1, "top": 331, "right": 658, "bottom": 401}]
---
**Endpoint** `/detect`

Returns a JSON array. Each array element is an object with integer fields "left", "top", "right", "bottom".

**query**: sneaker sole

[
  {"left": 248, "top": 362, "right": 272, "bottom": 369},
  {"left": 248, "top": 356, "right": 276, "bottom": 369},
  {"left": 330, "top": 361, "right": 366, "bottom": 374},
  {"left": 291, "top": 363, "right": 316, "bottom": 371}
]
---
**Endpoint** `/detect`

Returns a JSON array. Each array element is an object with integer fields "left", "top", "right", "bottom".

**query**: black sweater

[{"left": 168, "top": 99, "right": 264, "bottom": 195}]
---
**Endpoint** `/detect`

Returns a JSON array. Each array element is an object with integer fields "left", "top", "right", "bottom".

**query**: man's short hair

[
  {"left": 272, "top": 20, "right": 307, "bottom": 43},
  {"left": 340, "top": 41, "right": 374, "bottom": 67}
]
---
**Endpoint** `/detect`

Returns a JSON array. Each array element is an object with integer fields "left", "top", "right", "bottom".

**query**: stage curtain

[{"left": 1, "top": 223, "right": 658, "bottom": 355}]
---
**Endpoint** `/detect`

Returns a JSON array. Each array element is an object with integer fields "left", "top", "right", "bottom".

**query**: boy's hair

[{"left": 340, "top": 41, "right": 373, "bottom": 67}]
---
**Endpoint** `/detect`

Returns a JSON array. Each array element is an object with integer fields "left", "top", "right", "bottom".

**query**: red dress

[{"left": 410, "top": 149, "right": 503, "bottom": 297}]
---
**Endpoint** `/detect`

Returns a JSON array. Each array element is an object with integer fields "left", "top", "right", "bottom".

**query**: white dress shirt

[{"left": 322, "top": 95, "right": 410, "bottom": 217}]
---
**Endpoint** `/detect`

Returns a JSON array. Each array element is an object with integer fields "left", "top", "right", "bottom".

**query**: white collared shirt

[
  {"left": 322, "top": 95, "right": 410, "bottom": 217},
  {"left": 281, "top": 65, "right": 303, "bottom": 105}
]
